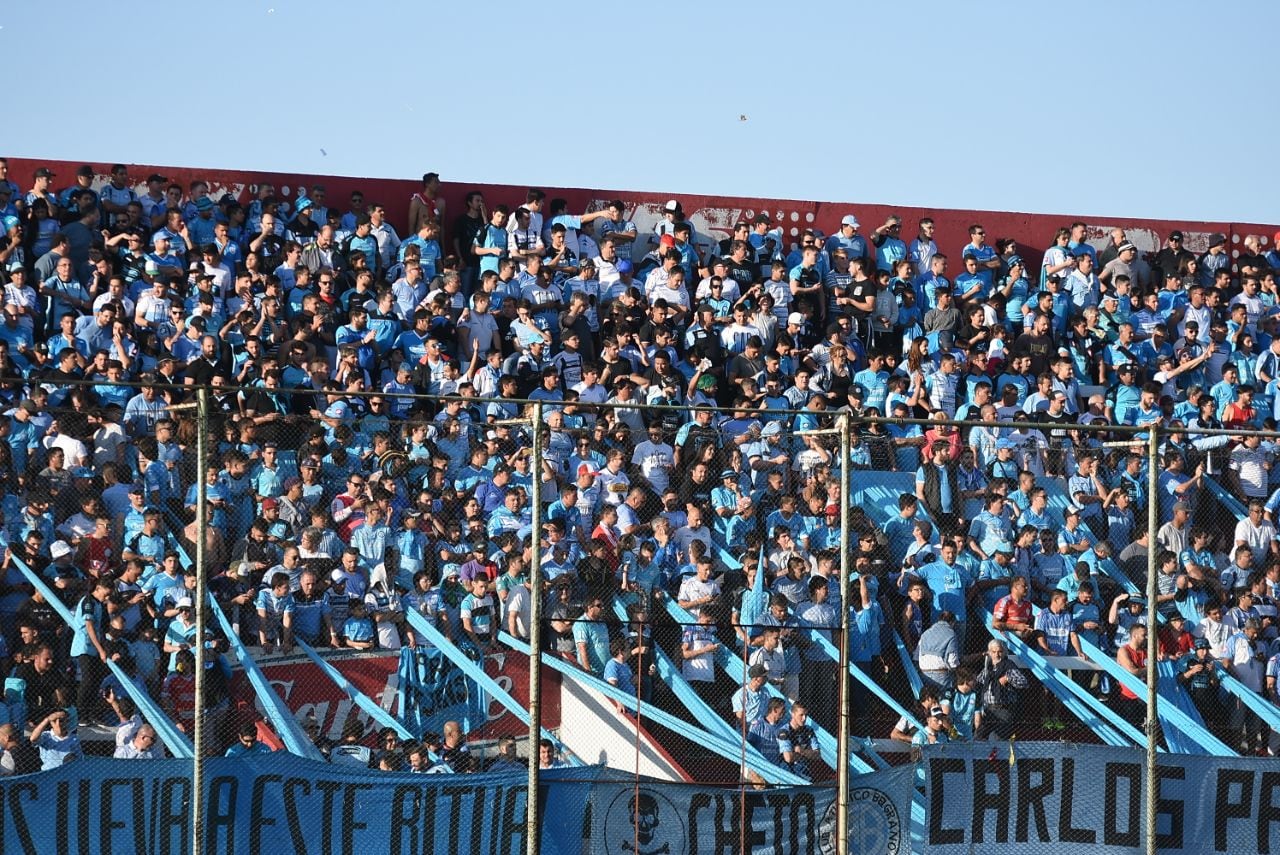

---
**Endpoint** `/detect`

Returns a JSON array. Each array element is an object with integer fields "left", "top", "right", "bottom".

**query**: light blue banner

[{"left": 0, "top": 754, "right": 915, "bottom": 855}]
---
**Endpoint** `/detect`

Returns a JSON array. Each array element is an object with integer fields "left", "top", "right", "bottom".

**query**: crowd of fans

[{"left": 0, "top": 159, "right": 1279, "bottom": 776}]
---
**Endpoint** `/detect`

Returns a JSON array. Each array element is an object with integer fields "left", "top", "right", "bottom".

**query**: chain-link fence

[{"left": 3, "top": 380, "right": 1280, "bottom": 852}]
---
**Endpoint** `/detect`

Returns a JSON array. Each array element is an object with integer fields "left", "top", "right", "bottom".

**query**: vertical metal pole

[
  {"left": 192, "top": 388, "right": 208, "bottom": 855},
  {"left": 1145, "top": 428, "right": 1159, "bottom": 855},
  {"left": 836, "top": 414, "right": 852, "bottom": 855},
  {"left": 526, "top": 403, "right": 544, "bottom": 855}
]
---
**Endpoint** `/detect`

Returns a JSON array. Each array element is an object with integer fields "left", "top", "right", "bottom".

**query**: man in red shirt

[
  {"left": 330, "top": 474, "right": 368, "bottom": 542},
  {"left": 1222, "top": 384, "right": 1257, "bottom": 430},
  {"left": 1159, "top": 613, "right": 1194, "bottom": 659},
  {"left": 992, "top": 576, "right": 1034, "bottom": 640}
]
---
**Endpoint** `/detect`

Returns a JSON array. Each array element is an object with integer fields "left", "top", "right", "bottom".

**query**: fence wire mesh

[{"left": 3, "top": 375, "right": 1279, "bottom": 852}]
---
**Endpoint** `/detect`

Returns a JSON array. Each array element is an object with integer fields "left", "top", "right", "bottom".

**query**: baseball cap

[
  {"left": 1194, "top": 638, "right": 1210, "bottom": 650},
  {"left": 33, "top": 167, "right": 54, "bottom": 178},
  {"left": 147, "top": 173, "right": 167, "bottom": 184},
  {"left": 787, "top": 312, "right": 805, "bottom": 326},
  {"left": 75, "top": 165, "right": 94, "bottom": 177},
  {"left": 330, "top": 570, "right": 348, "bottom": 583},
  {"left": 841, "top": 215, "right": 860, "bottom": 228},
  {"left": 849, "top": 383, "right": 867, "bottom": 399},
  {"left": 49, "top": 541, "right": 73, "bottom": 560},
  {"left": 662, "top": 199, "right": 681, "bottom": 214},
  {"left": 1064, "top": 505, "right": 1081, "bottom": 517},
  {"left": 616, "top": 260, "right": 633, "bottom": 274},
  {"left": 72, "top": 466, "right": 95, "bottom": 478},
  {"left": 261, "top": 498, "right": 279, "bottom": 510},
  {"left": 761, "top": 421, "right": 782, "bottom": 437},
  {"left": 18, "top": 398, "right": 39, "bottom": 415},
  {"left": 995, "top": 438, "right": 1014, "bottom": 450},
  {"left": 1208, "top": 233, "right": 1226, "bottom": 248},
  {"left": 1169, "top": 230, "right": 1184, "bottom": 241},
  {"left": 1118, "top": 242, "right": 1137, "bottom": 253},
  {"left": 176, "top": 597, "right": 194, "bottom": 610},
  {"left": 442, "top": 563, "right": 461, "bottom": 578},
  {"left": 929, "top": 706, "right": 948, "bottom": 718}
]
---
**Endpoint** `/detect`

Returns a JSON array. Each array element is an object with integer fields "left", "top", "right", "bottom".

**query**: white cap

[
  {"left": 841, "top": 215, "right": 860, "bottom": 228},
  {"left": 663, "top": 199, "right": 680, "bottom": 214},
  {"left": 787, "top": 312, "right": 805, "bottom": 326},
  {"left": 49, "top": 541, "right": 73, "bottom": 560},
  {"left": 175, "top": 596, "right": 194, "bottom": 609}
]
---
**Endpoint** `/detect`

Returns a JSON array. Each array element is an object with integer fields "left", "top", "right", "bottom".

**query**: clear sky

[{"left": 4, "top": 0, "right": 1276, "bottom": 223}]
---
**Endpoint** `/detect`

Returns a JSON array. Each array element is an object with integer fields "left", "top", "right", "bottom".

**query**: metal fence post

[
  {"left": 836, "top": 413, "right": 852, "bottom": 855},
  {"left": 193, "top": 387, "right": 209, "bottom": 855},
  {"left": 527, "top": 402, "right": 544, "bottom": 855},
  {"left": 1145, "top": 427, "right": 1159, "bottom": 855}
]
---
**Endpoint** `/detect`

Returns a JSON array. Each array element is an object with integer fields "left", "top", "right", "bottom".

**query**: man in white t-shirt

[
  {"left": 677, "top": 557, "right": 721, "bottom": 619},
  {"left": 1230, "top": 436, "right": 1272, "bottom": 501},
  {"left": 1231, "top": 500, "right": 1276, "bottom": 571},
  {"left": 674, "top": 506, "right": 712, "bottom": 556},
  {"left": 630, "top": 425, "right": 674, "bottom": 494},
  {"left": 595, "top": 450, "right": 631, "bottom": 506}
]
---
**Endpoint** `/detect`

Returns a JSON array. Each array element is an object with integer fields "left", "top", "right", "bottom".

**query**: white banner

[
  {"left": 924, "top": 743, "right": 1280, "bottom": 855},
  {"left": 586, "top": 764, "right": 915, "bottom": 855}
]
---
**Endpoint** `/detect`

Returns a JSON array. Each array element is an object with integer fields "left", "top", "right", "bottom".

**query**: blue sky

[{"left": 4, "top": 1, "right": 1276, "bottom": 223}]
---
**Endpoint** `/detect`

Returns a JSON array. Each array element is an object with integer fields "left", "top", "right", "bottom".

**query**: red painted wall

[{"left": 8, "top": 156, "right": 1276, "bottom": 275}]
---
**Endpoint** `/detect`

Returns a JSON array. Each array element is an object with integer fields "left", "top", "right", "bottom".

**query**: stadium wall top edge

[{"left": 5, "top": 155, "right": 1278, "bottom": 271}]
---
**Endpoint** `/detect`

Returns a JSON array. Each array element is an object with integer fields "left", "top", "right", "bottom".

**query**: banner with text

[
  {"left": 0, "top": 755, "right": 913, "bottom": 855},
  {"left": 925, "top": 743, "right": 1280, "bottom": 855}
]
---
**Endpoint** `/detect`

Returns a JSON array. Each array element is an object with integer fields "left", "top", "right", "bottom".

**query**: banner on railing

[
  {"left": 0, "top": 756, "right": 913, "bottom": 855},
  {"left": 925, "top": 743, "right": 1280, "bottom": 855},
  {"left": 226, "top": 650, "right": 559, "bottom": 742}
]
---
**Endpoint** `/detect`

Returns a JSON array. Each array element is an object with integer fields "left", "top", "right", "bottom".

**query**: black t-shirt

[
  {"left": 15, "top": 597, "right": 61, "bottom": 645},
  {"left": 15, "top": 663, "right": 66, "bottom": 723},
  {"left": 185, "top": 357, "right": 227, "bottom": 387},
  {"left": 847, "top": 279, "right": 875, "bottom": 317},
  {"left": 1035, "top": 409, "right": 1074, "bottom": 444},
  {"left": 1153, "top": 248, "right": 1193, "bottom": 280},
  {"left": 726, "top": 259, "right": 756, "bottom": 291},
  {"left": 289, "top": 217, "right": 321, "bottom": 244},
  {"left": 453, "top": 213, "right": 485, "bottom": 262},
  {"left": 678, "top": 473, "right": 715, "bottom": 510},
  {"left": 1014, "top": 331, "right": 1055, "bottom": 374}
]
